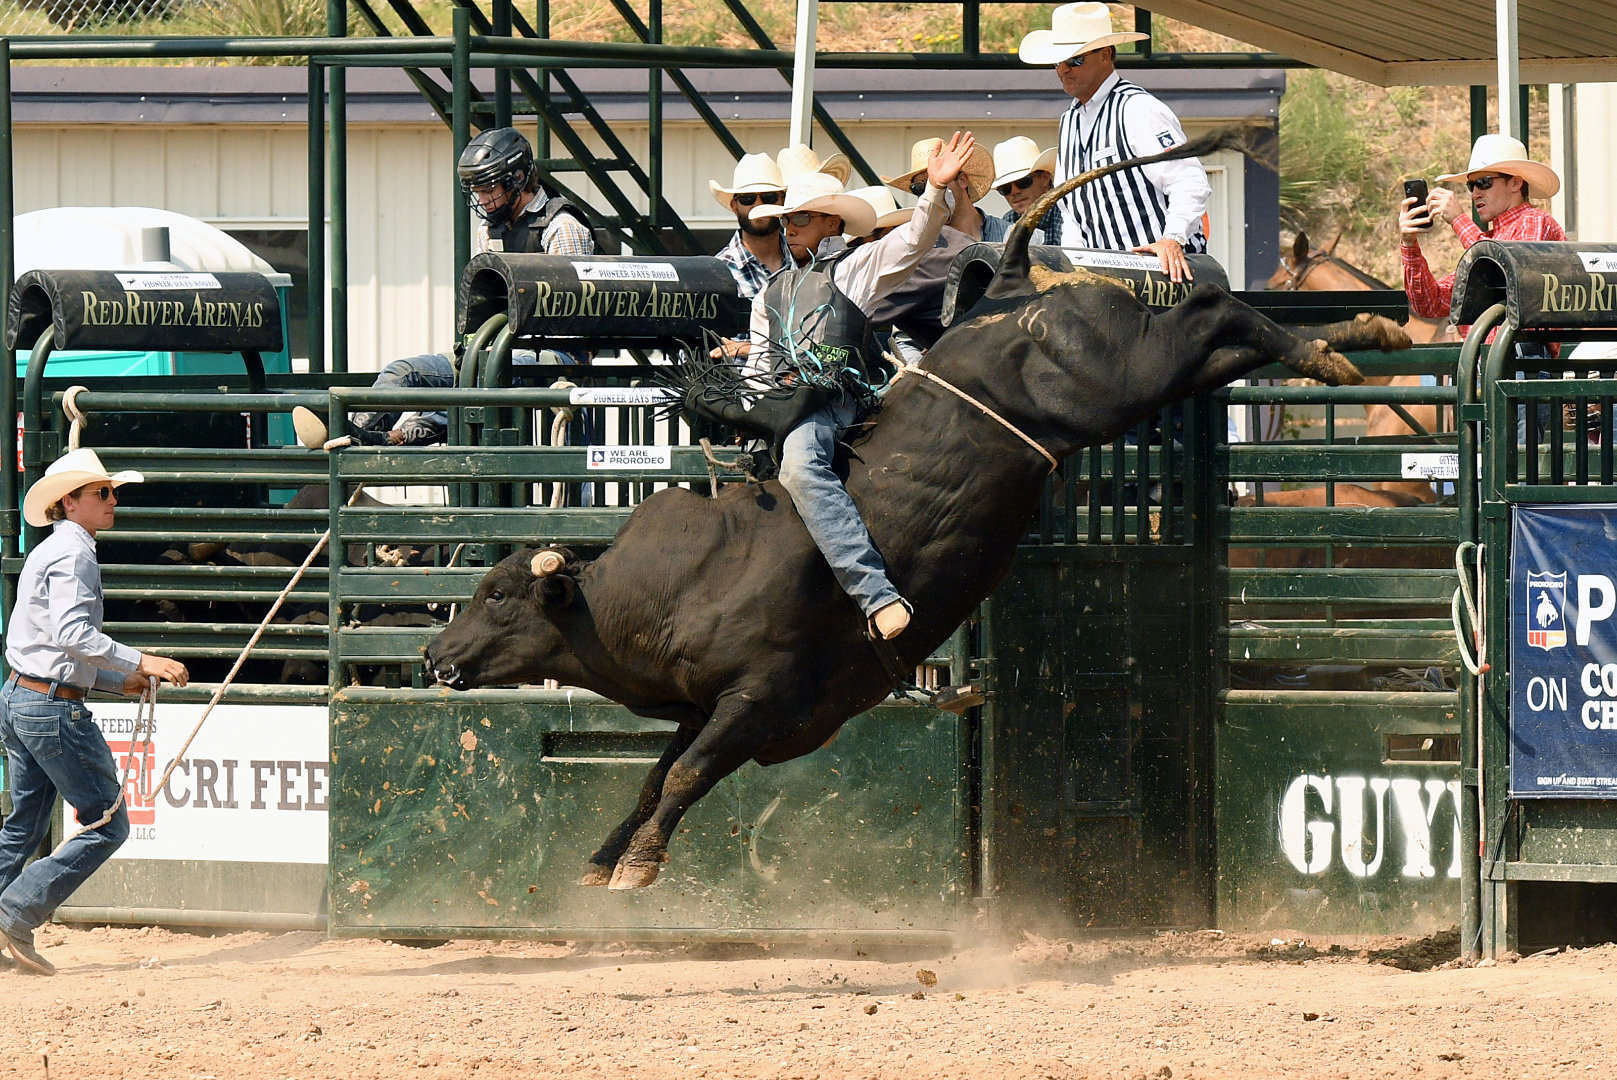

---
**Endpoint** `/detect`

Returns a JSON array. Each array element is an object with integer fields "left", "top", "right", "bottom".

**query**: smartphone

[{"left": 1403, "top": 178, "right": 1431, "bottom": 229}]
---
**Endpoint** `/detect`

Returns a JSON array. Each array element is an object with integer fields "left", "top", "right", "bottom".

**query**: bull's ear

[{"left": 535, "top": 573, "right": 577, "bottom": 609}]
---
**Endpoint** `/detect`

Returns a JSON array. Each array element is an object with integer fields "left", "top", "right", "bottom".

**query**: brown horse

[{"left": 1268, "top": 231, "right": 1451, "bottom": 502}]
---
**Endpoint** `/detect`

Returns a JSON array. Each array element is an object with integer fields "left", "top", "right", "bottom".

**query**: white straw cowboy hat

[
  {"left": 883, "top": 137, "right": 996, "bottom": 203},
  {"left": 749, "top": 171, "right": 876, "bottom": 238},
  {"left": 1436, "top": 133, "right": 1561, "bottom": 198},
  {"left": 842, "top": 185, "right": 915, "bottom": 238},
  {"left": 776, "top": 143, "right": 851, "bottom": 186},
  {"left": 708, "top": 152, "right": 786, "bottom": 212},
  {"left": 990, "top": 136, "right": 1058, "bottom": 189},
  {"left": 24, "top": 447, "right": 143, "bottom": 528},
  {"left": 1018, "top": 2, "right": 1148, "bottom": 66}
]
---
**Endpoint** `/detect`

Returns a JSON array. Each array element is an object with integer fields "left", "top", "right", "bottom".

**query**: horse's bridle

[{"left": 1278, "top": 249, "right": 1394, "bottom": 292}]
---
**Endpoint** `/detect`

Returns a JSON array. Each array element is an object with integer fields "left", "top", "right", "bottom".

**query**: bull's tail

[{"left": 985, "top": 125, "right": 1261, "bottom": 301}]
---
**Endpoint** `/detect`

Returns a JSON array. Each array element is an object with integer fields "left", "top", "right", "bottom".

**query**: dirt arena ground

[{"left": 2, "top": 924, "right": 1614, "bottom": 1079}]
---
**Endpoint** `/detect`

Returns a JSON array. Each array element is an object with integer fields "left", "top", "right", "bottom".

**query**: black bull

[{"left": 425, "top": 130, "right": 1408, "bottom": 890}]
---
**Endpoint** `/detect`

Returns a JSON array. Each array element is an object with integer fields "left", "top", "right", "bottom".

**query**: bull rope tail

[
  {"left": 547, "top": 377, "right": 577, "bottom": 509},
  {"left": 50, "top": 677, "right": 157, "bottom": 855},
  {"left": 62, "top": 384, "right": 90, "bottom": 450},
  {"left": 130, "top": 485, "right": 372, "bottom": 804}
]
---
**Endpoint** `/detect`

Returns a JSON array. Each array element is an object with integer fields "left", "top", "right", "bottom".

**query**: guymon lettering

[{"left": 1278, "top": 773, "right": 1461, "bottom": 879}]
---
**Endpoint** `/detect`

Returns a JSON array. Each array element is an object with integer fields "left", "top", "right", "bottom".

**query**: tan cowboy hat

[
  {"left": 1436, "top": 133, "right": 1560, "bottom": 198},
  {"left": 842, "top": 186, "right": 915, "bottom": 239},
  {"left": 990, "top": 136, "right": 1058, "bottom": 188},
  {"left": 749, "top": 171, "right": 876, "bottom": 238},
  {"left": 24, "top": 447, "right": 143, "bottom": 528},
  {"left": 1018, "top": 2, "right": 1148, "bottom": 66},
  {"left": 776, "top": 143, "right": 851, "bottom": 186},
  {"left": 707, "top": 152, "right": 787, "bottom": 212},
  {"left": 883, "top": 138, "right": 996, "bottom": 203}
]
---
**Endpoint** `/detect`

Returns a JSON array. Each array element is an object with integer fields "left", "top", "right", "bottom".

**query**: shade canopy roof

[{"left": 1137, "top": 0, "right": 1617, "bottom": 85}]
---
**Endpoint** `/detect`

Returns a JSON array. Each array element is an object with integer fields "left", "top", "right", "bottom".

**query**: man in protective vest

[{"left": 694, "top": 131, "right": 976, "bottom": 642}]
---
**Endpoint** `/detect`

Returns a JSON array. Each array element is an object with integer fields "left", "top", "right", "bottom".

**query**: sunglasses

[
  {"left": 996, "top": 176, "right": 1037, "bottom": 197},
  {"left": 75, "top": 485, "right": 113, "bottom": 502},
  {"left": 783, "top": 211, "right": 827, "bottom": 228},
  {"left": 734, "top": 191, "right": 785, "bottom": 207},
  {"left": 1466, "top": 174, "right": 1503, "bottom": 191},
  {"left": 1057, "top": 53, "right": 1089, "bottom": 69}
]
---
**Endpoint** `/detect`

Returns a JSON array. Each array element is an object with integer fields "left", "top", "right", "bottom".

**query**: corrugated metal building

[{"left": 9, "top": 65, "right": 1284, "bottom": 370}]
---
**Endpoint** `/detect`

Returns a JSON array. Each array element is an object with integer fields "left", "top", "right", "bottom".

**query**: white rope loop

[
  {"left": 61, "top": 384, "right": 90, "bottom": 450},
  {"left": 1452, "top": 540, "right": 1488, "bottom": 676}
]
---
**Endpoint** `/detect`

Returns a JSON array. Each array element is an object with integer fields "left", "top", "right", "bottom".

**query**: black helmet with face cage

[{"left": 456, "top": 127, "right": 535, "bottom": 226}]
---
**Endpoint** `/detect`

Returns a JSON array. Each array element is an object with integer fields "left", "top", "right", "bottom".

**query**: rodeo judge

[{"left": 0, "top": 449, "right": 188, "bottom": 975}]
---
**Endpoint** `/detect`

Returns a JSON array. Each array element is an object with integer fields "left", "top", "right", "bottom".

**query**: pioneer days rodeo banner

[{"left": 1511, "top": 506, "right": 1617, "bottom": 797}]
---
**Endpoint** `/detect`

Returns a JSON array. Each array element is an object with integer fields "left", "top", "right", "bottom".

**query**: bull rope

[
  {"left": 886, "top": 360, "right": 1058, "bottom": 473},
  {"left": 56, "top": 488, "right": 371, "bottom": 849}
]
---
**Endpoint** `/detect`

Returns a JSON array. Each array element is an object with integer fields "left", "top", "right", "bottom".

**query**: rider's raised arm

[{"left": 834, "top": 181, "right": 949, "bottom": 309}]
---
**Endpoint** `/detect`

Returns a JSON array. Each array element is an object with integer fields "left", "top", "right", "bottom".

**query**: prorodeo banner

[{"left": 1510, "top": 506, "right": 1617, "bottom": 797}]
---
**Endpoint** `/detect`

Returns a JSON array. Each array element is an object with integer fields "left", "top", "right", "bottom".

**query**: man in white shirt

[{"left": 1020, "top": 2, "right": 1210, "bottom": 283}]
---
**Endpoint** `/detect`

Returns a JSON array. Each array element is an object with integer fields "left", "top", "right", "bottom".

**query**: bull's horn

[{"left": 531, "top": 549, "right": 566, "bottom": 577}]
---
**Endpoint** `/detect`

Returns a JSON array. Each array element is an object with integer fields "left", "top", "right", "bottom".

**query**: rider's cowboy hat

[
  {"left": 1436, "top": 133, "right": 1560, "bottom": 198},
  {"left": 990, "top": 136, "right": 1058, "bottom": 189},
  {"left": 24, "top": 447, "right": 143, "bottom": 528},
  {"left": 749, "top": 171, "right": 876, "bottom": 238},
  {"left": 1018, "top": 2, "right": 1148, "bottom": 66},
  {"left": 842, "top": 186, "right": 916, "bottom": 239},
  {"left": 708, "top": 152, "right": 787, "bottom": 212},
  {"left": 883, "top": 138, "right": 996, "bottom": 203},
  {"left": 776, "top": 143, "right": 852, "bottom": 186}
]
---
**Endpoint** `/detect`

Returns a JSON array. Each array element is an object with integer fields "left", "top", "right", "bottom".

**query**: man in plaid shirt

[{"left": 710, "top": 153, "right": 791, "bottom": 304}]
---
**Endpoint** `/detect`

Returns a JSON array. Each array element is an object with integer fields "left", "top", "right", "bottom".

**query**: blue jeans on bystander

[{"left": 0, "top": 678, "right": 128, "bottom": 937}]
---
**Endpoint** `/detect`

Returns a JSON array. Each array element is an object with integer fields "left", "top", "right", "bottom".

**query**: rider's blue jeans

[
  {"left": 776, "top": 400, "right": 902, "bottom": 618},
  {"left": 0, "top": 678, "right": 128, "bottom": 936}
]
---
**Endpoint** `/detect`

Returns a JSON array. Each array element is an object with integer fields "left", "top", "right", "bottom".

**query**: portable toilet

[{"left": 11, "top": 206, "right": 295, "bottom": 378}]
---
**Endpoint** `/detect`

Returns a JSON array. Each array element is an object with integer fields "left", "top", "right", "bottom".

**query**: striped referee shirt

[{"left": 1055, "top": 72, "right": 1210, "bottom": 254}]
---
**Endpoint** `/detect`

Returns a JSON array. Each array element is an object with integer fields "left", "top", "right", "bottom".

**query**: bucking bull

[{"left": 425, "top": 130, "right": 1410, "bottom": 890}]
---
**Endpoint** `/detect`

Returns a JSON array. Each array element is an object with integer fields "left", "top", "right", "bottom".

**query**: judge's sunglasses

[
  {"left": 1465, "top": 174, "right": 1503, "bottom": 191},
  {"left": 733, "top": 191, "right": 785, "bottom": 207},
  {"left": 996, "top": 176, "right": 1037, "bottom": 197}
]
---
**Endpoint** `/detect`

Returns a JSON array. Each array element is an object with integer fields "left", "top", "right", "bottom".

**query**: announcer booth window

[{"left": 221, "top": 226, "right": 310, "bottom": 365}]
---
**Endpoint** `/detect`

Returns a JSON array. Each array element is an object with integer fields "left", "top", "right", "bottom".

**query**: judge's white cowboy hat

[
  {"left": 842, "top": 186, "right": 916, "bottom": 239},
  {"left": 883, "top": 137, "right": 996, "bottom": 203},
  {"left": 1018, "top": 2, "right": 1148, "bottom": 66},
  {"left": 749, "top": 171, "right": 876, "bottom": 238},
  {"left": 990, "top": 136, "right": 1058, "bottom": 189},
  {"left": 1436, "top": 133, "right": 1561, "bottom": 198},
  {"left": 24, "top": 447, "right": 143, "bottom": 528},
  {"left": 776, "top": 143, "right": 851, "bottom": 186},
  {"left": 707, "top": 152, "right": 787, "bottom": 212}
]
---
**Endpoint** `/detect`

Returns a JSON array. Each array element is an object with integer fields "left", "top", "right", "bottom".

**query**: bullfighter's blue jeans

[
  {"left": 0, "top": 679, "right": 128, "bottom": 936},
  {"left": 777, "top": 399, "right": 901, "bottom": 618}
]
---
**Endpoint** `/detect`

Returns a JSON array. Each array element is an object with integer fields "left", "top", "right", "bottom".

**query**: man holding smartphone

[{"left": 1399, "top": 133, "right": 1565, "bottom": 439}]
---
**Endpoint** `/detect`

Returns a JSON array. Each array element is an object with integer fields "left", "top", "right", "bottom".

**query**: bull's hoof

[
  {"left": 579, "top": 864, "right": 613, "bottom": 887},
  {"left": 1298, "top": 341, "right": 1364, "bottom": 386},
  {"left": 607, "top": 860, "right": 661, "bottom": 890},
  {"left": 1357, "top": 312, "right": 1413, "bottom": 351}
]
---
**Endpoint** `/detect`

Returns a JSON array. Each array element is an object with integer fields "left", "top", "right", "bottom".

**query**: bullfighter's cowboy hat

[
  {"left": 1018, "top": 2, "right": 1148, "bottom": 66},
  {"left": 842, "top": 186, "right": 916, "bottom": 239},
  {"left": 1437, "top": 133, "right": 1561, "bottom": 198},
  {"left": 990, "top": 136, "right": 1058, "bottom": 189},
  {"left": 24, "top": 447, "right": 143, "bottom": 528},
  {"left": 883, "top": 138, "right": 996, "bottom": 203},
  {"left": 776, "top": 143, "right": 852, "bottom": 186},
  {"left": 708, "top": 152, "right": 787, "bottom": 212},
  {"left": 749, "top": 171, "right": 876, "bottom": 238}
]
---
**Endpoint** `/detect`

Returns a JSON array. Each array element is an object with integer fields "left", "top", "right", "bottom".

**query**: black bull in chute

[{"left": 425, "top": 130, "right": 1409, "bottom": 889}]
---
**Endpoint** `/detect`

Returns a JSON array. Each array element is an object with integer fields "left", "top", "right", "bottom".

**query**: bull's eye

[{"left": 486, "top": 589, "right": 504, "bottom": 605}]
